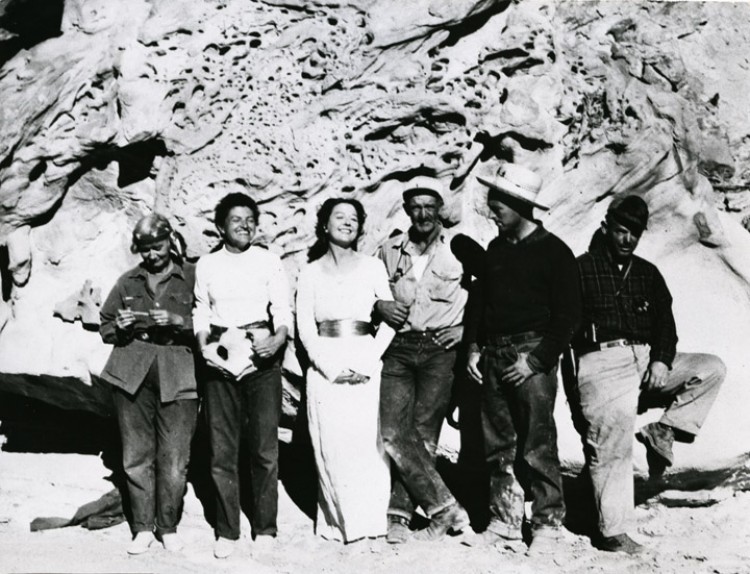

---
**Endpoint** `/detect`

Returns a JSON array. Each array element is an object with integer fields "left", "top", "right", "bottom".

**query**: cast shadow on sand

[{"left": 2, "top": 389, "right": 747, "bottom": 543}]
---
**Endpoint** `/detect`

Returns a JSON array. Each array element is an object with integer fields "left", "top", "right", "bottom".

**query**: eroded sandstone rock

[{"left": 0, "top": 0, "right": 749, "bottom": 468}]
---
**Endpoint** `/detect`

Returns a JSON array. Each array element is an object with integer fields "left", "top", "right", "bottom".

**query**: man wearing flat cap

[
  {"left": 464, "top": 164, "right": 581, "bottom": 555},
  {"left": 375, "top": 176, "right": 471, "bottom": 542},
  {"left": 569, "top": 195, "right": 726, "bottom": 554}
]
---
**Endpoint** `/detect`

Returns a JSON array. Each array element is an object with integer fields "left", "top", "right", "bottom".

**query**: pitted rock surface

[{"left": 0, "top": 0, "right": 749, "bottom": 467}]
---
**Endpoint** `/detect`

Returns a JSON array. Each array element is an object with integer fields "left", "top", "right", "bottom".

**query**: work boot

[
  {"left": 594, "top": 533, "right": 645, "bottom": 555},
  {"left": 413, "top": 503, "right": 470, "bottom": 541},
  {"left": 127, "top": 531, "right": 154, "bottom": 555},
  {"left": 461, "top": 517, "right": 522, "bottom": 547},
  {"left": 386, "top": 516, "right": 410, "bottom": 545},
  {"left": 636, "top": 422, "right": 674, "bottom": 477},
  {"left": 526, "top": 526, "right": 563, "bottom": 556}
]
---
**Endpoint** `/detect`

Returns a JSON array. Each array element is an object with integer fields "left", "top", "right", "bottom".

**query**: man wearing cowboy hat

[
  {"left": 464, "top": 164, "right": 581, "bottom": 555},
  {"left": 375, "top": 176, "right": 471, "bottom": 542},
  {"left": 568, "top": 195, "right": 725, "bottom": 554}
]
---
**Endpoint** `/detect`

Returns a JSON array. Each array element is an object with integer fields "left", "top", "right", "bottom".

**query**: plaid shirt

[{"left": 576, "top": 231, "right": 677, "bottom": 367}]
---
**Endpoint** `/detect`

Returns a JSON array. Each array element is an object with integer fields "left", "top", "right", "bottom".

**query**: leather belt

[
  {"left": 576, "top": 338, "right": 647, "bottom": 357},
  {"left": 317, "top": 320, "right": 374, "bottom": 338},
  {"left": 208, "top": 321, "right": 272, "bottom": 344},
  {"left": 135, "top": 330, "right": 179, "bottom": 345},
  {"left": 486, "top": 330, "right": 541, "bottom": 348}
]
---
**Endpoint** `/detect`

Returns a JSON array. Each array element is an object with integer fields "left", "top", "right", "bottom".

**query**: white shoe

[
  {"left": 161, "top": 533, "right": 184, "bottom": 552},
  {"left": 127, "top": 532, "right": 154, "bottom": 555},
  {"left": 214, "top": 537, "right": 236, "bottom": 559},
  {"left": 253, "top": 534, "right": 275, "bottom": 555}
]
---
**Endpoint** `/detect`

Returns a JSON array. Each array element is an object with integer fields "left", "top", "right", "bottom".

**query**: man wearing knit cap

[
  {"left": 570, "top": 195, "right": 726, "bottom": 554},
  {"left": 464, "top": 164, "right": 581, "bottom": 555}
]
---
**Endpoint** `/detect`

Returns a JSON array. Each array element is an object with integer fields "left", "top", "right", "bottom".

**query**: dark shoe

[
  {"left": 526, "top": 526, "right": 563, "bottom": 556},
  {"left": 413, "top": 503, "right": 470, "bottom": 541},
  {"left": 386, "top": 516, "right": 410, "bottom": 545},
  {"left": 636, "top": 422, "right": 674, "bottom": 477},
  {"left": 461, "top": 518, "right": 521, "bottom": 547},
  {"left": 594, "top": 533, "right": 645, "bottom": 555}
]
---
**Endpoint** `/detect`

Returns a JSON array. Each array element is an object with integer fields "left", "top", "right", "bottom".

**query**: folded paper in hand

[{"left": 203, "top": 327, "right": 257, "bottom": 379}]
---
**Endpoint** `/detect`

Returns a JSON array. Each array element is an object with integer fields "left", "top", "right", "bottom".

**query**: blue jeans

[
  {"left": 380, "top": 332, "right": 457, "bottom": 519},
  {"left": 481, "top": 338, "right": 565, "bottom": 530},
  {"left": 112, "top": 360, "right": 198, "bottom": 535},
  {"left": 204, "top": 363, "right": 282, "bottom": 540}
]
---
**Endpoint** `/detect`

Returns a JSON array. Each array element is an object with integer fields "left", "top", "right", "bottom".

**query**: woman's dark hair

[
  {"left": 214, "top": 192, "right": 260, "bottom": 229},
  {"left": 307, "top": 198, "right": 367, "bottom": 262}
]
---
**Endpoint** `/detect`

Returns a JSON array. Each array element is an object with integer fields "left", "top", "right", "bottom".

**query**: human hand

[
  {"left": 116, "top": 309, "right": 136, "bottom": 330},
  {"left": 349, "top": 370, "right": 370, "bottom": 385},
  {"left": 333, "top": 369, "right": 357, "bottom": 384},
  {"left": 643, "top": 361, "right": 669, "bottom": 391},
  {"left": 446, "top": 405, "right": 460, "bottom": 429},
  {"left": 254, "top": 333, "right": 285, "bottom": 359},
  {"left": 433, "top": 325, "right": 463, "bottom": 350},
  {"left": 501, "top": 352, "right": 534, "bottom": 387},
  {"left": 467, "top": 351, "right": 483, "bottom": 384},
  {"left": 375, "top": 300, "right": 410, "bottom": 330},
  {"left": 149, "top": 308, "right": 183, "bottom": 327}
]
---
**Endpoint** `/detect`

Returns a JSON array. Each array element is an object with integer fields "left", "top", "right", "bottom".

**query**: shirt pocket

[
  {"left": 164, "top": 291, "right": 193, "bottom": 314},
  {"left": 428, "top": 268, "right": 462, "bottom": 303},
  {"left": 122, "top": 292, "right": 148, "bottom": 312}
]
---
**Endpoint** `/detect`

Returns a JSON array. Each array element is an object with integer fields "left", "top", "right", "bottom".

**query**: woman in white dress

[{"left": 296, "top": 198, "right": 395, "bottom": 543}]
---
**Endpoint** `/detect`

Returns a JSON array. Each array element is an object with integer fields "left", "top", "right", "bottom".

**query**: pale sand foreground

[{"left": 1, "top": 451, "right": 750, "bottom": 574}]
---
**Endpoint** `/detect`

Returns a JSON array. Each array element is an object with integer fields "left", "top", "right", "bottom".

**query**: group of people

[{"left": 98, "top": 163, "right": 726, "bottom": 559}]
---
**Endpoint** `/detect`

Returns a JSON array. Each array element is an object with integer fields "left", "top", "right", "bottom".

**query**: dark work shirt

[
  {"left": 575, "top": 230, "right": 677, "bottom": 367},
  {"left": 99, "top": 261, "right": 198, "bottom": 402},
  {"left": 464, "top": 226, "right": 581, "bottom": 373}
]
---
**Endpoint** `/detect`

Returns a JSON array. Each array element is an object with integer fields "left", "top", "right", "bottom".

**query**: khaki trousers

[{"left": 573, "top": 344, "right": 725, "bottom": 537}]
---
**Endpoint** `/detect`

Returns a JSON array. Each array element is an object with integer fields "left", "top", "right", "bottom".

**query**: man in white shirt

[{"left": 193, "top": 192, "right": 292, "bottom": 559}]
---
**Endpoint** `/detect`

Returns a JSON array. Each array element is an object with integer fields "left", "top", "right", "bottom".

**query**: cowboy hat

[{"left": 477, "top": 164, "right": 549, "bottom": 211}]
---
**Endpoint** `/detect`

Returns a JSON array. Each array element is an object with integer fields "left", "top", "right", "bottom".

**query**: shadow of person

[
  {"left": 438, "top": 351, "right": 491, "bottom": 533},
  {"left": 278, "top": 375, "right": 318, "bottom": 522},
  {"left": 185, "top": 410, "right": 216, "bottom": 530}
]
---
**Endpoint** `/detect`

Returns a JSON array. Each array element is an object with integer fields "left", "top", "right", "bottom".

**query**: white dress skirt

[{"left": 296, "top": 255, "right": 395, "bottom": 542}]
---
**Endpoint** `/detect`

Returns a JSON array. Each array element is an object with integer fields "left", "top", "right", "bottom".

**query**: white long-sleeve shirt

[
  {"left": 193, "top": 245, "right": 292, "bottom": 335},
  {"left": 296, "top": 255, "right": 395, "bottom": 380}
]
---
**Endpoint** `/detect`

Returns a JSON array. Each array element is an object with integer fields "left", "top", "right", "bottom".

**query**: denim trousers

[
  {"left": 112, "top": 360, "right": 198, "bottom": 535},
  {"left": 481, "top": 338, "right": 565, "bottom": 531},
  {"left": 574, "top": 345, "right": 725, "bottom": 537},
  {"left": 204, "top": 362, "right": 282, "bottom": 540},
  {"left": 380, "top": 332, "right": 457, "bottom": 519}
]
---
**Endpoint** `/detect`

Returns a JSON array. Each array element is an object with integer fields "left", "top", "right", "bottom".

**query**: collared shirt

[
  {"left": 193, "top": 245, "right": 292, "bottom": 335},
  {"left": 99, "top": 261, "right": 198, "bottom": 402},
  {"left": 576, "top": 230, "right": 677, "bottom": 367},
  {"left": 464, "top": 225, "right": 581, "bottom": 373},
  {"left": 378, "top": 225, "right": 468, "bottom": 332}
]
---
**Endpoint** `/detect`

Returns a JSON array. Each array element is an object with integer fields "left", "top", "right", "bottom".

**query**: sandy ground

[{"left": 1, "top": 451, "right": 750, "bottom": 574}]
